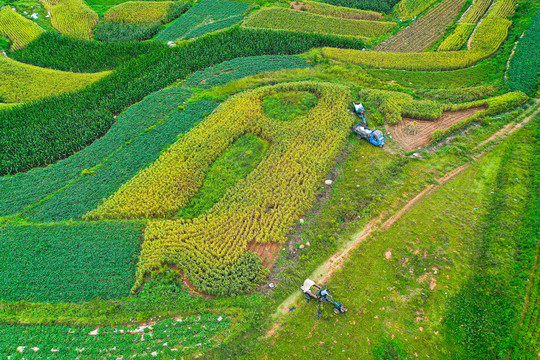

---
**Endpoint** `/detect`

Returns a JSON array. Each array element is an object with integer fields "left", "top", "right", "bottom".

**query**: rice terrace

[{"left": 0, "top": 0, "right": 539, "bottom": 356}]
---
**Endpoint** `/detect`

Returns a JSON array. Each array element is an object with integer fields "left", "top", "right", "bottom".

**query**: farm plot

[
  {"left": 388, "top": 107, "right": 483, "bottom": 151},
  {"left": 93, "top": 21, "right": 163, "bottom": 42},
  {"left": 507, "top": 6, "right": 540, "bottom": 95},
  {"left": 375, "top": 0, "right": 468, "bottom": 52},
  {"left": 0, "top": 222, "right": 143, "bottom": 303},
  {"left": 24, "top": 100, "right": 218, "bottom": 222},
  {"left": 243, "top": 8, "right": 395, "bottom": 40},
  {"left": 0, "top": 6, "right": 43, "bottom": 50},
  {"left": 0, "top": 56, "right": 109, "bottom": 103},
  {"left": 0, "top": 314, "right": 229, "bottom": 358},
  {"left": 41, "top": 0, "right": 99, "bottom": 40},
  {"left": 183, "top": 55, "right": 310, "bottom": 89},
  {"left": 323, "top": 9, "right": 513, "bottom": 71},
  {"left": 0, "top": 88, "right": 192, "bottom": 218},
  {"left": 154, "top": 0, "right": 250, "bottom": 42},
  {"left": 86, "top": 81, "right": 353, "bottom": 296},
  {"left": 295, "top": 1, "right": 383, "bottom": 21},
  {"left": 103, "top": 1, "right": 189, "bottom": 24}
]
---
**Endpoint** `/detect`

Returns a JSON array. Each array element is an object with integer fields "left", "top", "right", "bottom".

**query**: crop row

[
  {"left": 296, "top": 1, "right": 383, "bottom": 21},
  {"left": 0, "top": 314, "right": 229, "bottom": 357},
  {"left": 183, "top": 55, "right": 310, "bottom": 89},
  {"left": 507, "top": 6, "right": 540, "bottom": 95},
  {"left": 0, "top": 223, "right": 143, "bottom": 303},
  {"left": 486, "top": 0, "right": 515, "bottom": 19},
  {"left": 319, "top": 0, "right": 400, "bottom": 13},
  {"left": 11, "top": 31, "right": 165, "bottom": 72},
  {"left": 182, "top": 14, "right": 245, "bottom": 40},
  {"left": 0, "top": 88, "right": 193, "bottom": 218},
  {"left": 438, "top": 23, "right": 476, "bottom": 51},
  {"left": 323, "top": 13, "right": 512, "bottom": 70},
  {"left": 0, "top": 6, "right": 42, "bottom": 50},
  {"left": 0, "top": 56, "right": 109, "bottom": 103},
  {"left": 0, "top": 27, "right": 365, "bottom": 176},
  {"left": 242, "top": 7, "right": 395, "bottom": 40},
  {"left": 397, "top": 0, "right": 438, "bottom": 20},
  {"left": 41, "top": 0, "right": 98, "bottom": 40},
  {"left": 86, "top": 82, "right": 352, "bottom": 295},
  {"left": 25, "top": 100, "right": 218, "bottom": 222},
  {"left": 461, "top": 0, "right": 492, "bottom": 24},
  {"left": 154, "top": 0, "right": 250, "bottom": 42},
  {"left": 376, "top": 0, "right": 468, "bottom": 52},
  {"left": 359, "top": 88, "right": 444, "bottom": 124}
]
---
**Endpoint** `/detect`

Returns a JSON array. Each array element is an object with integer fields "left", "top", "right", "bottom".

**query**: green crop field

[{"left": 0, "top": 0, "right": 539, "bottom": 358}]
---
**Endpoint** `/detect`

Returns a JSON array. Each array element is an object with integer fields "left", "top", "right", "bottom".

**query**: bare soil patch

[
  {"left": 387, "top": 107, "right": 484, "bottom": 152},
  {"left": 290, "top": 1, "right": 304, "bottom": 10},
  {"left": 247, "top": 241, "right": 282, "bottom": 268}
]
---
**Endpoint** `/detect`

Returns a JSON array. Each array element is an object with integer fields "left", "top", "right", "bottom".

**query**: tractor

[{"left": 301, "top": 279, "right": 348, "bottom": 318}]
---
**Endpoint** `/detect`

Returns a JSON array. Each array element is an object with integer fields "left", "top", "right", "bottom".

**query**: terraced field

[{"left": 0, "top": 0, "right": 538, "bottom": 358}]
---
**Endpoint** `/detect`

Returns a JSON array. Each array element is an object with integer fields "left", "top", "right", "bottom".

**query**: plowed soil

[
  {"left": 387, "top": 107, "right": 484, "bottom": 152},
  {"left": 375, "top": 0, "right": 467, "bottom": 52},
  {"left": 247, "top": 241, "right": 282, "bottom": 268}
]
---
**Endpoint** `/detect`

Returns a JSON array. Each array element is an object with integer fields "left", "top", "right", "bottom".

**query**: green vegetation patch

[
  {"left": 0, "top": 222, "right": 143, "bottom": 303},
  {"left": 0, "top": 88, "right": 192, "bottom": 218},
  {"left": 507, "top": 6, "right": 540, "bottom": 95},
  {"left": 183, "top": 55, "right": 310, "bottom": 89},
  {"left": 177, "top": 134, "right": 268, "bottom": 219},
  {"left": 262, "top": 90, "right": 319, "bottom": 121},
  {"left": 93, "top": 21, "right": 163, "bottom": 42},
  {"left": 10, "top": 32, "right": 165, "bottom": 72},
  {"left": 0, "top": 313, "right": 229, "bottom": 358}
]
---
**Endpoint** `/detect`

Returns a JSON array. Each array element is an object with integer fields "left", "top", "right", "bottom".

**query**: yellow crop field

[
  {"left": 0, "top": 7, "right": 43, "bottom": 50},
  {"left": 104, "top": 1, "right": 174, "bottom": 24},
  {"left": 486, "top": 0, "right": 516, "bottom": 19},
  {"left": 461, "top": 0, "right": 492, "bottom": 23},
  {"left": 242, "top": 7, "right": 395, "bottom": 39},
  {"left": 0, "top": 56, "right": 110, "bottom": 103},
  {"left": 41, "top": 0, "right": 99, "bottom": 40},
  {"left": 297, "top": 1, "right": 383, "bottom": 21},
  {"left": 85, "top": 82, "right": 353, "bottom": 292}
]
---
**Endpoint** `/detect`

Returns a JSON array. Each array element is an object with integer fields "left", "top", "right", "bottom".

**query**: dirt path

[{"left": 265, "top": 100, "right": 539, "bottom": 338}]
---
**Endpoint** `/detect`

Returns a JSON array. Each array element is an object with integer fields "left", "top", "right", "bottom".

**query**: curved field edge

[
  {"left": 0, "top": 56, "right": 110, "bottom": 103},
  {"left": 0, "top": 27, "right": 366, "bottom": 176}
]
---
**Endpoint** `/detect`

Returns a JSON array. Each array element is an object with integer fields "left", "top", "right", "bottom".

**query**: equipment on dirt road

[
  {"left": 352, "top": 102, "right": 385, "bottom": 147},
  {"left": 301, "top": 279, "right": 348, "bottom": 319}
]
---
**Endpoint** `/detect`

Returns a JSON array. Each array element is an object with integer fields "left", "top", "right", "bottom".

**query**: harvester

[
  {"left": 301, "top": 279, "right": 348, "bottom": 319},
  {"left": 352, "top": 102, "right": 385, "bottom": 147}
]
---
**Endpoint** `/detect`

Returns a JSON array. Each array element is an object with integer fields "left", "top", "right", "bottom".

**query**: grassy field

[
  {"left": 254, "top": 115, "right": 539, "bottom": 359},
  {"left": 0, "top": 56, "right": 109, "bottom": 103}
]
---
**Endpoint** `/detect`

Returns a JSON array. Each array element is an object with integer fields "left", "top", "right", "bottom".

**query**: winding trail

[{"left": 266, "top": 100, "right": 540, "bottom": 338}]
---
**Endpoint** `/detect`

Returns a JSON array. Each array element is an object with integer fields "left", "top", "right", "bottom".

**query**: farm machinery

[
  {"left": 301, "top": 279, "right": 348, "bottom": 318},
  {"left": 352, "top": 102, "right": 385, "bottom": 147}
]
